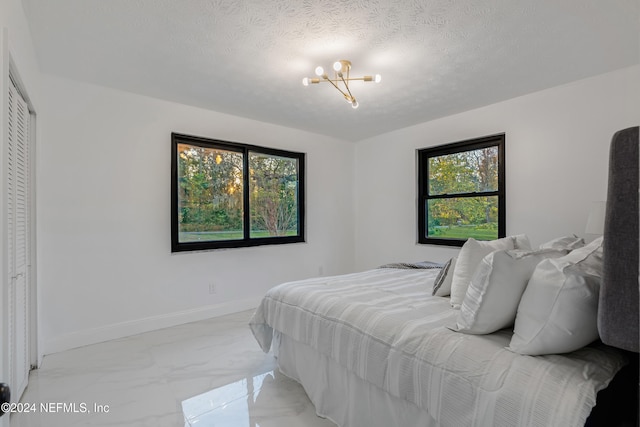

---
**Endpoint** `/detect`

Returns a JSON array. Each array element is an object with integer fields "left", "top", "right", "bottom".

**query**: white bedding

[{"left": 249, "top": 268, "right": 627, "bottom": 427}]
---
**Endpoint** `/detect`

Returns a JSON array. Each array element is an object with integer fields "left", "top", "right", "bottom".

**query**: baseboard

[{"left": 42, "top": 297, "right": 262, "bottom": 356}]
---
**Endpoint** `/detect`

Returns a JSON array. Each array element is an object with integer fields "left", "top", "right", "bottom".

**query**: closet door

[{"left": 6, "top": 76, "right": 31, "bottom": 402}]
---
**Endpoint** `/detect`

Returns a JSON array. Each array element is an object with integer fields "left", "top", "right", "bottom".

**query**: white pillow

[
  {"left": 451, "top": 248, "right": 566, "bottom": 334},
  {"left": 508, "top": 237, "right": 604, "bottom": 356},
  {"left": 432, "top": 257, "right": 456, "bottom": 297},
  {"left": 449, "top": 235, "right": 531, "bottom": 308},
  {"left": 539, "top": 235, "right": 585, "bottom": 251}
]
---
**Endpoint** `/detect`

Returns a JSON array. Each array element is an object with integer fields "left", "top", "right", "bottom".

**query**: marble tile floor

[{"left": 12, "top": 310, "right": 337, "bottom": 427}]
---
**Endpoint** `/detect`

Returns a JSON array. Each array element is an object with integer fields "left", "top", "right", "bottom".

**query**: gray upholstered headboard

[{"left": 597, "top": 126, "right": 639, "bottom": 353}]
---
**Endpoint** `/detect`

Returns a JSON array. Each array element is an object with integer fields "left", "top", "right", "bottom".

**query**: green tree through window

[
  {"left": 171, "top": 134, "right": 305, "bottom": 251},
  {"left": 418, "top": 134, "right": 505, "bottom": 246},
  {"left": 249, "top": 153, "right": 299, "bottom": 238}
]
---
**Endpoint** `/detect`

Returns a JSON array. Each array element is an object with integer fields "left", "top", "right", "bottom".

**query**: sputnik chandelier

[{"left": 302, "top": 60, "right": 381, "bottom": 109}]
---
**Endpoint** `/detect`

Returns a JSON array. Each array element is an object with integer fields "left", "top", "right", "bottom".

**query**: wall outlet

[{"left": 209, "top": 283, "right": 217, "bottom": 294}]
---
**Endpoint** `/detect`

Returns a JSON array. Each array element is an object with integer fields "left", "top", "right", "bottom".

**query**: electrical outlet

[{"left": 209, "top": 283, "right": 217, "bottom": 294}]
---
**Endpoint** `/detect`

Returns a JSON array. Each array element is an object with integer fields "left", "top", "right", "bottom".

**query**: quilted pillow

[
  {"left": 449, "top": 235, "right": 531, "bottom": 308},
  {"left": 451, "top": 248, "right": 566, "bottom": 334},
  {"left": 508, "top": 237, "right": 604, "bottom": 355}
]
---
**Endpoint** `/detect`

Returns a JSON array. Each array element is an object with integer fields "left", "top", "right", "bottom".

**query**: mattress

[{"left": 250, "top": 268, "right": 627, "bottom": 427}]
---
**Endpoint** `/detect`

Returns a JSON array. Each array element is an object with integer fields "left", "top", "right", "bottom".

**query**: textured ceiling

[{"left": 22, "top": 0, "right": 640, "bottom": 142}]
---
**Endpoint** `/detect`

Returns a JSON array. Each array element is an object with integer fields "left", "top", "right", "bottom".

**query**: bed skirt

[{"left": 274, "top": 331, "right": 438, "bottom": 427}]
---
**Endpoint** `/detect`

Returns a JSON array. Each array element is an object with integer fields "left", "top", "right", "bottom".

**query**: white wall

[
  {"left": 354, "top": 65, "right": 640, "bottom": 271},
  {"left": 1, "top": 0, "right": 41, "bottom": 98},
  {"left": 38, "top": 75, "right": 355, "bottom": 354}
]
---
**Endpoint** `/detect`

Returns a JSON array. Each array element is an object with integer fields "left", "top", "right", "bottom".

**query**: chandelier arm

[
  {"left": 324, "top": 77, "right": 351, "bottom": 99},
  {"left": 339, "top": 74, "right": 355, "bottom": 101},
  {"left": 323, "top": 77, "right": 369, "bottom": 82}
]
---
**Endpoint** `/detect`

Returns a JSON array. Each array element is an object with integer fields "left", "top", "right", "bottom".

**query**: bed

[{"left": 250, "top": 126, "right": 639, "bottom": 427}]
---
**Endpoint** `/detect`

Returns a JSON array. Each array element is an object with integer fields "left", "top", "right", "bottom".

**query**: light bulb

[
  {"left": 333, "top": 61, "right": 342, "bottom": 72},
  {"left": 351, "top": 100, "right": 359, "bottom": 109},
  {"left": 302, "top": 77, "right": 309, "bottom": 86},
  {"left": 314, "top": 66, "right": 324, "bottom": 76},
  {"left": 374, "top": 74, "right": 382, "bottom": 83}
]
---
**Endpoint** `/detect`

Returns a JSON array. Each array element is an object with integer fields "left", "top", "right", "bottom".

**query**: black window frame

[
  {"left": 171, "top": 133, "right": 306, "bottom": 252},
  {"left": 417, "top": 134, "right": 505, "bottom": 247}
]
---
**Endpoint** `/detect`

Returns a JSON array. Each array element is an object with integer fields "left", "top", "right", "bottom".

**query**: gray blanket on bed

[{"left": 378, "top": 261, "right": 444, "bottom": 269}]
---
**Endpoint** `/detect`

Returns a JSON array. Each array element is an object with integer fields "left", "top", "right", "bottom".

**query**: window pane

[
  {"left": 177, "top": 143, "right": 244, "bottom": 243},
  {"left": 428, "top": 147, "right": 498, "bottom": 195},
  {"left": 427, "top": 196, "right": 499, "bottom": 241},
  {"left": 249, "top": 152, "right": 299, "bottom": 238}
]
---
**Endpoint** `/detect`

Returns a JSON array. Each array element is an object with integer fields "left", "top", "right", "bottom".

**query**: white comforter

[{"left": 249, "top": 268, "right": 627, "bottom": 427}]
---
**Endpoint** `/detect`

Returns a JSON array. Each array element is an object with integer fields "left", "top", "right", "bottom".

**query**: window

[
  {"left": 418, "top": 134, "right": 505, "bottom": 247},
  {"left": 171, "top": 133, "right": 305, "bottom": 252}
]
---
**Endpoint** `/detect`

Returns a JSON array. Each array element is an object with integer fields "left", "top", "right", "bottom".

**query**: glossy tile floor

[{"left": 12, "top": 310, "right": 337, "bottom": 427}]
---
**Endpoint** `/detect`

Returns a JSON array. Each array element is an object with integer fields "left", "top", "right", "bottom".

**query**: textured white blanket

[{"left": 250, "top": 268, "right": 627, "bottom": 427}]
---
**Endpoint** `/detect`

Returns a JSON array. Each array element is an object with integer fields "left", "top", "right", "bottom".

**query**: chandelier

[{"left": 302, "top": 60, "right": 381, "bottom": 109}]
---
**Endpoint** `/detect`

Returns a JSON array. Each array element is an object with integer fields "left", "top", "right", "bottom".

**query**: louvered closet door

[{"left": 7, "top": 77, "right": 31, "bottom": 402}]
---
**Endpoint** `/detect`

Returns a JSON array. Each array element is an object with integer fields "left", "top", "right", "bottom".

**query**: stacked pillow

[
  {"left": 438, "top": 234, "right": 602, "bottom": 355},
  {"left": 508, "top": 237, "right": 603, "bottom": 355},
  {"left": 538, "top": 235, "right": 585, "bottom": 251},
  {"left": 432, "top": 257, "right": 456, "bottom": 297},
  {"left": 448, "top": 234, "right": 531, "bottom": 308},
  {"left": 450, "top": 248, "right": 566, "bottom": 334}
]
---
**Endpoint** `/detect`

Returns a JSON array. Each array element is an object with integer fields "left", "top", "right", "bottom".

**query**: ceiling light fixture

[{"left": 302, "top": 60, "right": 381, "bottom": 109}]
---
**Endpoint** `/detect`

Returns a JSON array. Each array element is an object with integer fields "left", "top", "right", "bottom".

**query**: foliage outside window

[
  {"left": 171, "top": 133, "right": 305, "bottom": 251},
  {"left": 418, "top": 134, "right": 505, "bottom": 246}
]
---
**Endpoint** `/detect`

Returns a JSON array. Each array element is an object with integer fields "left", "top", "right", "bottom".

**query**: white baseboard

[{"left": 42, "top": 297, "right": 262, "bottom": 356}]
